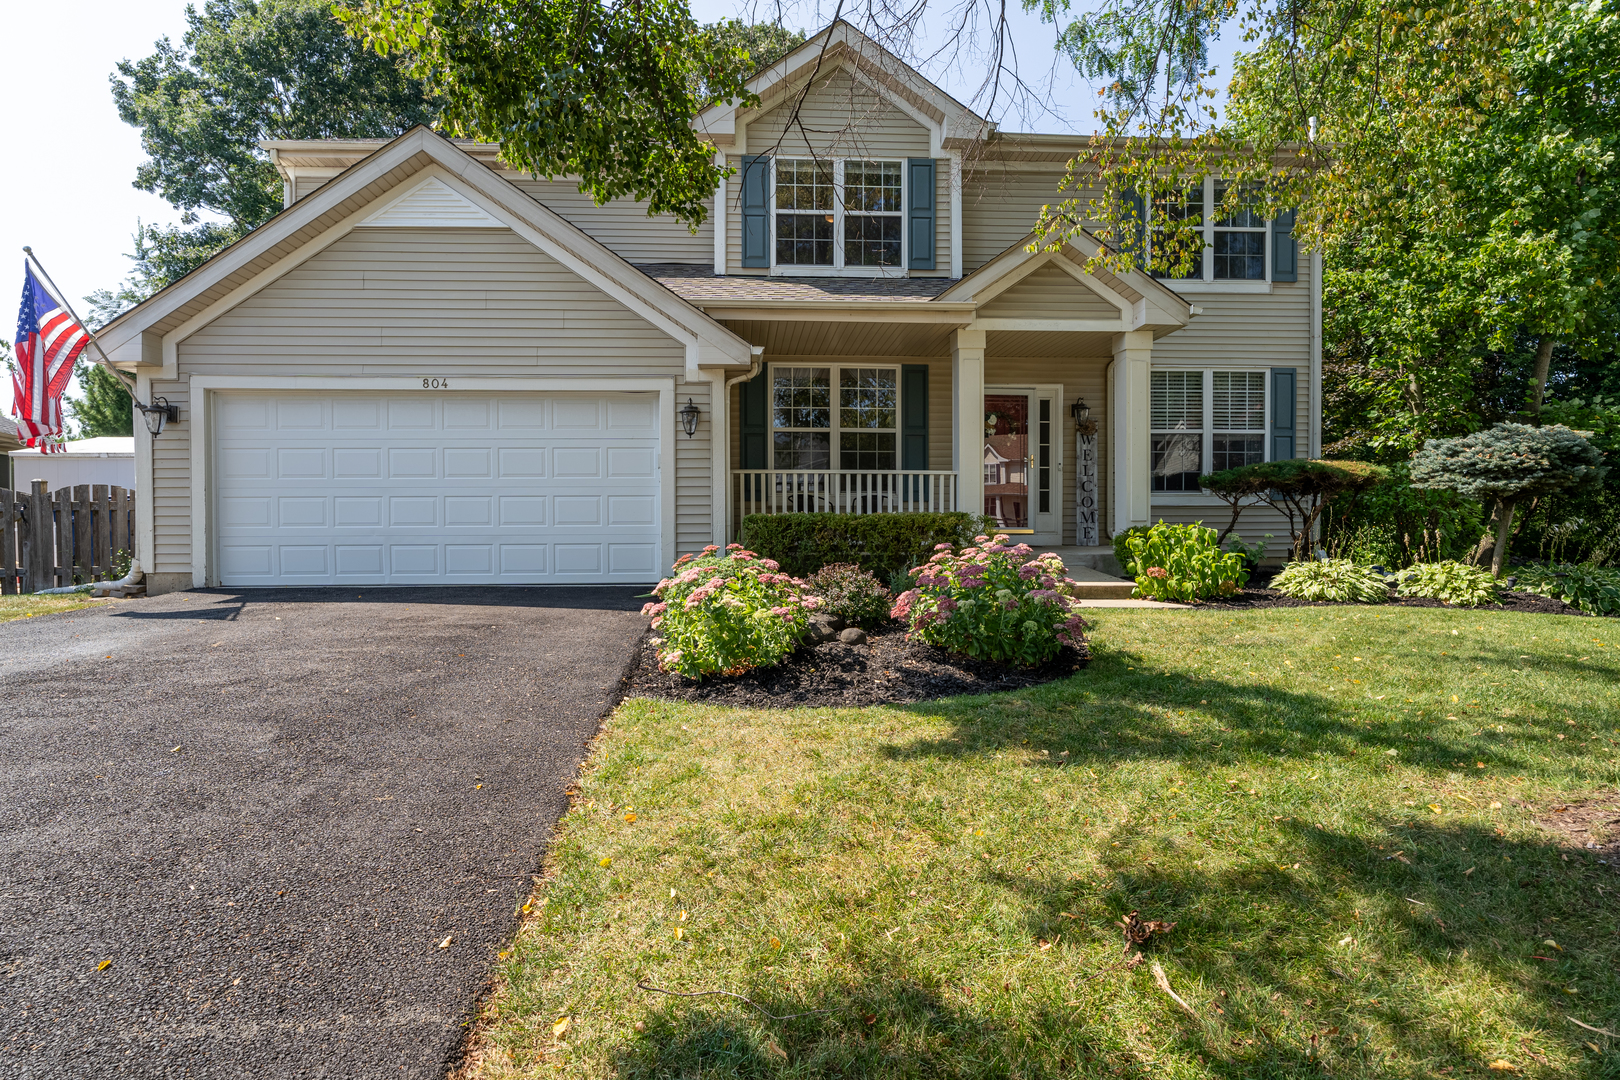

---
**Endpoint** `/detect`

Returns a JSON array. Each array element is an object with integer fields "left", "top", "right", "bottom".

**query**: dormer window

[{"left": 771, "top": 158, "right": 904, "bottom": 274}]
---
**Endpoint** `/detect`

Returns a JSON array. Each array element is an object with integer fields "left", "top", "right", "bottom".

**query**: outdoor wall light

[
  {"left": 1070, "top": 396, "right": 1090, "bottom": 423},
  {"left": 137, "top": 396, "right": 179, "bottom": 437},
  {"left": 679, "top": 398, "right": 701, "bottom": 438}
]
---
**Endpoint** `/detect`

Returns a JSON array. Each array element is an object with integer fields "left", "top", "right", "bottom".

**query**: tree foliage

[
  {"left": 1200, "top": 458, "right": 1387, "bottom": 556},
  {"left": 67, "top": 366, "right": 136, "bottom": 439},
  {"left": 114, "top": 0, "right": 439, "bottom": 233},
  {"left": 1410, "top": 422, "right": 1605, "bottom": 573},
  {"left": 336, "top": 0, "right": 775, "bottom": 228}
]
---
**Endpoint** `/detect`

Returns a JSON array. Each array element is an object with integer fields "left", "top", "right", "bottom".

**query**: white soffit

[{"left": 359, "top": 175, "right": 503, "bottom": 228}]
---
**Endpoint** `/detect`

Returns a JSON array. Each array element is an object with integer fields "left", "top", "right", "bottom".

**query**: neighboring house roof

[
  {"left": 11, "top": 436, "right": 135, "bottom": 458},
  {"left": 94, "top": 127, "right": 755, "bottom": 374}
]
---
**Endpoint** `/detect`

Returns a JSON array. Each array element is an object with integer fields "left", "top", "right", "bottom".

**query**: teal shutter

[
  {"left": 907, "top": 158, "right": 936, "bottom": 270},
  {"left": 1123, "top": 189, "right": 1146, "bottom": 264},
  {"left": 739, "top": 365, "right": 769, "bottom": 468},
  {"left": 1271, "top": 367, "right": 1297, "bottom": 460},
  {"left": 901, "top": 364, "right": 929, "bottom": 469},
  {"left": 740, "top": 155, "right": 769, "bottom": 268},
  {"left": 1272, "top": 209, "right": 1297, "bottom": 282}
]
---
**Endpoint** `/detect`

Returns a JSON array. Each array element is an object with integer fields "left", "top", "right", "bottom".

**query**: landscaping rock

[
  {"left": 838, "top": 627, "right": 868, "bottom": 645},
  {"left": 805, "top": 614, "right": 847, "bottom": 643}
]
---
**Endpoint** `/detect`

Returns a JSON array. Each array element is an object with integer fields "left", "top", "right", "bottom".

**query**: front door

[{"left": 984, "top": 388, "right": 1061, "bottom": 544}]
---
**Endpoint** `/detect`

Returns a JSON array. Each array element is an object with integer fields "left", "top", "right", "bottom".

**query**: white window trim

[
  {"left": 1149, "top": 367, "right": 1271, "bottom": 500},
  {"left": 768, "top": 362, "right": 902, "bottom": 470},
  {"left": 768, "top": 158, "right": 908, "bottom": 277},
  {"left": 1151, "top": 177, "right": 1273, "bottom": 294}
]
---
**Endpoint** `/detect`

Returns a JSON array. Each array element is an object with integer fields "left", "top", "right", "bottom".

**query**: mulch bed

[
  {"left": 1200, "top": 576, "right": 1595, "bottom": 616},
  {"left": 625, "top": 622, "right": 1088, "bottom": 707}
]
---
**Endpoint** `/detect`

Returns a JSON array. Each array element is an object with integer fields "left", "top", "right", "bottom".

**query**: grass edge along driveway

[{"left": 461, "top": 606, "right": 1620, "bottom": 1080}]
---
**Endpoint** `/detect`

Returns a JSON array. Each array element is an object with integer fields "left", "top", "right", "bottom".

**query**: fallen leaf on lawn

[
  {"left": 1059, "top": 911, "right": 1078, "bottom": 919},
  {"left": 674, "top": 927, "right": 684, "bottom": 940},
  {"left": 624, "top": 812, "right": 637, "bottom": 823},
  {"left": 1338, "top": 935, "right": 1355, "bottom": 946},
  {"left": 764, "top": 1037, "right": 787, "bottom": 1061},
  {"left": 769, "top": 936, "right": 782, "bottom": 950},
  {"left": 1487, "top": 1059, "right": 1516, "bottom": 1071},
  {"left": 1465, "top": 867, "right": 1476, "bottom": 876},
  {"left": 97, "top": 959, "right": 111, "bottom": 971},
  {"left": 1126, "top": 950, "right": 1146, "bottom": 969},
  {"left": 552, "top": 1016, "right": 572, "bottom": 1038},
  {"left": 1429, "top": 804, "right": 1443, "bottom": 814},
  {"left": 438, "top": 935, "right": 453, "bottom": 949},
  {"left": 599, "top": 857, "right": 611, "bottom": 867},
  {"left": 1543, "top": 939, "right": 1563, "bottom": 952},
  {"left": 1569, "top": 1016, "right": 1620, "bottom": 1038},
  {"left": 1120, "top": 910, "right": 1177, "bottom": 953},
  {"left": 171, "top": 746, "right": 182, "bottom": 753},
  {"left": 1490, "top": 801, "right": 1502, "bottom": 809}
]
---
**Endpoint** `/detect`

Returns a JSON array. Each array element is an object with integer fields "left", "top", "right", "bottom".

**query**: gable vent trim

[{"left": 358, "top": 176, "right": 503, "bottom": 228}]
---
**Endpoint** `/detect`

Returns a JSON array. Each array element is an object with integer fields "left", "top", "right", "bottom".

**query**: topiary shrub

[
  {"left": 1514, "top": 563, "right": 1620, "bottom": 615},
  {"left": 738, "top": 512, "right": 993, "bottom": 580},
  {"left": 1200, "top": 459, "right": 1389, "bottom": 559},
  {"left": 643, "top": 545, "right": 818, "bottom": 679},
  {"left": 1393, "top": 561, "right": 1501, "bottom": 607},
  {"left": 891, "top": 535, "right": 1087, "bottom": 666},
  {"left": 1410, "top": 423, "right": 1605, "bottom": 576},
  {"left": 804, "top": 563, "right": 892, "bottom": 627},
  {"left": 1123, "top": 521, "right": 1249, "bottom": 602},
  {"left": 1270, "top": 559, "right": 1390, "bottom": 603}
]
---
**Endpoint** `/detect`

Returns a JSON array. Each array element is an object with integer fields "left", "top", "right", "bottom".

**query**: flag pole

[{"left": 20, "top": 247, "right": 139, "bottom": 396}]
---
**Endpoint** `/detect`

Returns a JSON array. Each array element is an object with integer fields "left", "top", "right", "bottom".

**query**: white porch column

[
  {"left": 1111, "top": 330, "right": 1153, "bottom": 533},
  {"left": 952, "top": 327, "right": 986, "bottom": 518}
]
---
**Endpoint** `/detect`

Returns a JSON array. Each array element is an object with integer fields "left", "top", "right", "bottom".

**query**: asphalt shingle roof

[{"left": 635, "top": 264, "right": 958, "bottom": 303}]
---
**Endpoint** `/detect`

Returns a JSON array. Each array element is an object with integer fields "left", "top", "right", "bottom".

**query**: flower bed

[{"left": 643, "top": 545, "right": 819, "bottom": 678}]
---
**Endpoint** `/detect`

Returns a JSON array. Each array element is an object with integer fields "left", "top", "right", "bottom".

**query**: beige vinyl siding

[
  {"left": 962, "top": 169, "right": 1095, "bottom": 272},
  {"left": 723, "top": 155, "right": 751, "bottom": 276},
  {"left": 294, "top": 173, "right": 336, "bottom": 201},
  {"left": 156, "top": 226, "right": 700, "bottom": 577},
  {"left": 978, "top": 264, "right": 1120, "bottom": 320},
  {"left": 984, "top": 355, "right": 1110, "bottom": 548},
  {"left": 745, "top": 70, "right": 929, "bottom": 158},
  {"left": 509, "top": 179, "right": 712, "bottom": 264},
  {"left": 675, "top": 376, "right": 713, "bottom": 553}
]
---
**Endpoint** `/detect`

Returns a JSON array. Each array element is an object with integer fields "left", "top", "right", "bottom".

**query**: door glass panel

[
  {"left": 1038, "top": 397, "right": 1051, "bottom": 514},
  {"left": 984, "top": 394, "right": 1029, "bottom": 529}
]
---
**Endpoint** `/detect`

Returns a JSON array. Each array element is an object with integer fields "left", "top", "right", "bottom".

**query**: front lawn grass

[
  {"left": 0, "top": 593, "right": 98, "bottom": 622},
  {"left": 470, "top": 607, "right": 1620, "bottom": 1079}
]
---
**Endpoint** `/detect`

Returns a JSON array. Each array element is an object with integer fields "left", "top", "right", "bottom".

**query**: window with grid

[
  {"left": 771, "top": 366, "right": 831, "bottom": 468},
  {"left": 1212, "top": 180, "right": 1266, "bottom": 280},
  {"left": 775, "top": 160, "right": 834, "bottom": 266},
  {"left": 1150, "top": 184, "right": 1204, "bottom": 281},
  {"left": 837, "top": 367, "right": 897, "bottom": 469},
  {"left": 1150, "top": 370, "right": 1204, "bottom": 492},
  {"left": 1211, "top": 371, "right": 1267, "bottom": 470},
  {"left": 843, "top": 160, "right": 903, "bottom": 267}
]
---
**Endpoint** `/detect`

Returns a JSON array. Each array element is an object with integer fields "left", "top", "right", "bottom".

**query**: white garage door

[{"left": 213, "top": 392, "right": 662, "bottom": 585}]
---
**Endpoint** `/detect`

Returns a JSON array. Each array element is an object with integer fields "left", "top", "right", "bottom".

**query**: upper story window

[
  {"left": 1149, "top": 178, "right": 1270, "bottom": 283},
  {"left": 772, "top": 158, "right": 904, "bottom": 273},
  {"left": 1151, "top": 369, "right": 1270, "bottom": 492}
]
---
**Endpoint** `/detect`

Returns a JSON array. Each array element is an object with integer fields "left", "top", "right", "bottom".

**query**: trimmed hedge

[{"left": 738, "top": 512, "right": 992, "bottom": 579}]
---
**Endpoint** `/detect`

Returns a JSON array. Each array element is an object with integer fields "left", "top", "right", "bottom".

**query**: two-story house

[{"left": 95, "top": 22, "right": 1319, "bottom": 592}]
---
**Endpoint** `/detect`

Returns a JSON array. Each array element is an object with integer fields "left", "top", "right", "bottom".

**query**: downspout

[
  {"left": 721, "top": 346, "right": 765, "bottom": 542},
  {"left": 725, "top": 346, "right": 765, "bottom": 388}
]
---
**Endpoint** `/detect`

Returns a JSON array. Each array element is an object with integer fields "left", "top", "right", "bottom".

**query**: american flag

[{"left": 13, "top": 261, "right": 88, "bottom": 452}]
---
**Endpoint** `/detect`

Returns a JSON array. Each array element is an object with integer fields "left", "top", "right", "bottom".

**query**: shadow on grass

[{"left": 608, "top": 821, "right": 1617, "bottom": 1079}]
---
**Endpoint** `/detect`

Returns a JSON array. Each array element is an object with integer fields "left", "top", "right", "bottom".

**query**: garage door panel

[{"left": 216, "top": 391, "right": 661, "bottom": 585}]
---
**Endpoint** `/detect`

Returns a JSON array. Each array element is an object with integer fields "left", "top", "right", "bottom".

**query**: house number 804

[{"left": 422, "top": 378, "right": 450, "bottom": 389}]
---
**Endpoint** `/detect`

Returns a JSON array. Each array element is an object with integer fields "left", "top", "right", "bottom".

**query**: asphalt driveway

[{"left": 0, "top": 587, "right": 648, "bottom": 1078}]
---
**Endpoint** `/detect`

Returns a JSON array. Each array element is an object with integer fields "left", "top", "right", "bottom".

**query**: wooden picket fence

[{"left": 0, "top": 481, "right": 137, "bottom": 594}]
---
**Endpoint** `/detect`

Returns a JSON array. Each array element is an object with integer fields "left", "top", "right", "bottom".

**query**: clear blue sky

[{"left": 1, "top": 0, "right": 1242, "bottom": 382}]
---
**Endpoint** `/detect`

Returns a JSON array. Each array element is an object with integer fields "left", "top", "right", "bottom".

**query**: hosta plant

[
  {"left": 805, "top": 563, "right": 892, "bottom": 627},
  {"left": 643, "top": 545, "right": 818, "bottom": 678},
  {"left": 1394, "top": 561, "right": 1500, "bottom": 607},
  {"left": 1511, "top": 563, "right": 1620, "bottom": 615},
  {"left": 891, "top": 535, "right": 1088, "bottom": 666},
  {"left": 1124, "top": 521, "right": 1249, "bottom": 602},
  {"left": 1271, "top": 559, "right": 1390, "bottom": 603}
]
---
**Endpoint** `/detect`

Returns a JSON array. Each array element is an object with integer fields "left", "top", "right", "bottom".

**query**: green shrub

[
  {"left": 1111, "top": 525, "right": 1152, "bottom": 573},
  {"left": 1392, "top": 561, "right": 1501, "bottom": 607},
  {"left": 892, "top": 535, "right": 1087, "bottom": 666},
  {"left": 804, "top": 563, "right": 892, "bottom": 627},
  {"left": 1123, "top": 522, "right": 1249, "bottom": 602},
  {"left": 644, "top": 545, "right": 815, "bottom": 679},
  {"left": 1270, "top": 559, "right": 1390, "bottom": 603},
  {"left": 1514, "top": 563, "right": 1620, "bottom": 615},
  {"left": 738, "top": 512, "right": 992, "bottom": 579}
]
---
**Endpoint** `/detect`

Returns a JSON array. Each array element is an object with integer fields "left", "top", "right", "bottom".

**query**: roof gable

[
  {"left": 361, "top": 175, "right": 503, "bottom": 227},
  {"left": 97, "top": 127, "right": 752, "bottom": 374}
]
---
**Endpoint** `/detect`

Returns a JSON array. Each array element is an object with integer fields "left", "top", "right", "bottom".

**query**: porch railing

[{"left": 733, "top": 470, "right": 959, "bottom": 523}]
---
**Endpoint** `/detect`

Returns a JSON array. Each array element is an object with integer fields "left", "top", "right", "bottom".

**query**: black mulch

[
  {"left": 626, "top": 623, "right": 1089, "bottom": 707},
  {"left": 1201, "top": 577, "right": 1593, "bottom": 616}
]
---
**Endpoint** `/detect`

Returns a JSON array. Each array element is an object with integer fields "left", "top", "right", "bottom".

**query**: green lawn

[
  {"left": 0, "top": 593, "right": 98, "bottom": 622},
  {"left": 467, "top": 607, "right": 1620, "bottom": 1079}
]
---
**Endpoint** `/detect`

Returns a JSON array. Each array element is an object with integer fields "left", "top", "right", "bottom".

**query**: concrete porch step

[{"left": 1064, "top": 578, "right": 1138, "bottom": 599}]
